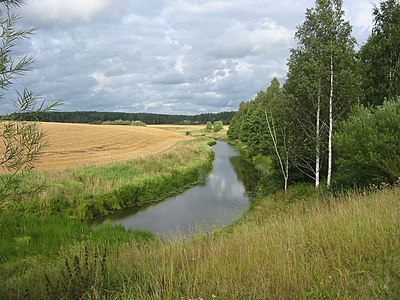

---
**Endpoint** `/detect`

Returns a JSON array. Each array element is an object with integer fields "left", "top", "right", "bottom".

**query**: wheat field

[{"left": 32, "top": 122, "right": 191, "bottom": 170}]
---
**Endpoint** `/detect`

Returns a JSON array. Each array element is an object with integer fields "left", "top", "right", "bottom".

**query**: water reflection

[
  {"left": 230, "top": 156, "right": 260, "bottom": 195},
  {"left": 97, "top": 141, "right": 258, "bottom": 237}
]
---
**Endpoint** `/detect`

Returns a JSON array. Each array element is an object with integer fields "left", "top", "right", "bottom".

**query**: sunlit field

[{"left": 31, "top": 122, "right": 191, "bottom": 171}]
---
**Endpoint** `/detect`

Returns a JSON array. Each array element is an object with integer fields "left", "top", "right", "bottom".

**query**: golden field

[{"left": 32, "top": 122, "right": 192, "bottom": 171}]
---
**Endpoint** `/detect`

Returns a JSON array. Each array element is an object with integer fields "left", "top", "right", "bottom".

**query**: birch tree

[
  {"left": 264, "top": 109, "right": 290, "bottom": 191},
  {"left": 285, "top": 0, "right": 359, "bottom": 188},
  {"left": 261, "top": 78, "right": 292, "bottom": 191}
]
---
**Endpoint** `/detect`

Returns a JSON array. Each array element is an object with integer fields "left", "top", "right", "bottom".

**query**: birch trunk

[
  {"left": 315, "top": 90, "right": 321, "bottom": 189},
  {"left": 265, "top": 110, "right": 289, "bottom": 192},
  {"left": 327, "top": 53, "right": 334, "bottom": 187}
]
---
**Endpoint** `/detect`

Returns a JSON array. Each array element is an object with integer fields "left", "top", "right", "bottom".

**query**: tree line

[
  {"left": 14, "top": 111, "right": 235, "bottom": 125},
  {"left": 228, "top": 0, "right": 400, "bottom": 191}
]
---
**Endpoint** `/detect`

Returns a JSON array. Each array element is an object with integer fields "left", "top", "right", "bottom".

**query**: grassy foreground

[{"left": 2, "top": 185, "right": 400, "bottom": 299}]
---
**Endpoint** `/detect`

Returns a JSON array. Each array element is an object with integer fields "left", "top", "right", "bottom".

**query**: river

[{"left": 96, "top": 141, "right": 258, "bottom": 237}]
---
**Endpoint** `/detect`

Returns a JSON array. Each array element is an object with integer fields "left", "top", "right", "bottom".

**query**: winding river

[{"left": 96, "top": 141, "right": 258, "bottom": 237}]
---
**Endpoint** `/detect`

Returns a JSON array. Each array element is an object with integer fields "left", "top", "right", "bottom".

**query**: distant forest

[{"left": 16, "top": 111, "right": 235, "bottom": 125}]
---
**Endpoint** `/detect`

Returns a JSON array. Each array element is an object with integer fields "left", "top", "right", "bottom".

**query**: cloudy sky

[{"left": 3, "top": 0, "right": 378, "bottom": 115}]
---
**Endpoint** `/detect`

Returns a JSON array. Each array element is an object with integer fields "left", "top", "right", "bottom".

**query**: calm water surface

[{"left": 96, "top": 141, "right": 258, "bottom": 237}]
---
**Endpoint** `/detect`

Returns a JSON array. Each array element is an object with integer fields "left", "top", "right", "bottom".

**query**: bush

[
  {"left": 205, "top": 121, "right": 213, "bottom": 130},
  {"left": 101, "top": 120, "right": 146, "bottom": 126},
  {"left": 213, "top": 121, "right": 224, "bottom": 132},
  {"left": 334, "top": 97, "right": 400, "bottom": 187},
  {"left": 102, "top": 119, "right": 131, "bottom": 126},
  {"left": 131, "top": 120, "right": 146, "bottom": 127}
]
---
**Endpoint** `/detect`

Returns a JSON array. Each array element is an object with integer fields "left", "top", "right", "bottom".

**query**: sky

[{"left": 2, "top": 0, "right": 378, "bottom": 115}]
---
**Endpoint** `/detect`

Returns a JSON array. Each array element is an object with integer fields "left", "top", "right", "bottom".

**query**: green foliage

[
  {"left": 0, "top": 213, "right": 153, "bottom": 298},
  {"left": 102, "top": 119, "right": 147, "bottom": 126},
  {"left": 44, "top": 248, "right": 112, "bottom": 299},
  {"left": 205, "top": 121, "right": 213, "bottom": 130},
  {"left": 228, "top": 80, "right": 282, "bottom": 158},
  {"left": 101, "top": 119, "right": 131, "bottom": 125},
  {"left": 334, "top": 97, "right": 400, "bottom": 187},
  {"left": 228, "top": 79, "right": 297, "bottom": 191},
  {"left": 0, "top": 214, "right": 153, "bottom": 266},
  {"left": 212, "top": 121, "right": 223, "bottom": 132},
  {"left": 359, "top": 0, "right": 400, "bottom": 106},
  {"left": 131, "top": 120, "right": 146, "bottom": 127}
]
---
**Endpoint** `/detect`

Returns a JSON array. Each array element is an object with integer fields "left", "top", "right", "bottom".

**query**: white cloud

[
  {"left": 22, "top": 0, "right": 109, "bottom": 24},
  {"left": 345, "top": 1, "right": 377, "bottom": 29}
]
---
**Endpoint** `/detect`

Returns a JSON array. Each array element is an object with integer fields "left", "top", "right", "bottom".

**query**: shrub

[
  {"left": 131, "top": 120, "right": 146, "bottom": 127},
  {"left": 334, "top": 97, "right": 400, "bottom": 187},
  {"left": 102, "top": 119, "right": 131, "bottom": 126},
  {"left": 212, "top": 121, "right": 224, "bottom": 132}
]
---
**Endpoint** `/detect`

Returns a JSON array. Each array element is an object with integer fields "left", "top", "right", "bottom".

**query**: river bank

[
  {"left": 95, "top": 141, "right": 258, "bottom": 237},
  {"left": 2, "top": 138, "right": 214, "bottom": 220}
]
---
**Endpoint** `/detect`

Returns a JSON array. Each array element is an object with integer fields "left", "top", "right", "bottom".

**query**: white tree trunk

[
  {"left": 265, "top": 110, "right": 289, "bottom": 192},
  {"left": 284, "top": 153, "right": 289, "bottom": 191},
  {"left": 315, "top": 91, "right": 321, "bottom": 189},
  {"left": 327, "top": 54, "right": 334, "bottom": 187}
]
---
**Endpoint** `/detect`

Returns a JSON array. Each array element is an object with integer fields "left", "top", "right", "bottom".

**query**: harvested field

[
  {"left": 31, "top": 123, "right": 191, "bottom": 171},
  {"left": 149, "top": 124, "right": 228, "bottom": 136},
  {"left": 149, "top": 124, "right": 206, "bottom": 133}
]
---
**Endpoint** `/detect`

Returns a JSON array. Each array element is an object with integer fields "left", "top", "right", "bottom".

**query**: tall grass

[
  {"left": 5, "top": 186, "right": 400, "bottom": 299},
  {"left": 0, "top": 213, "right": 154, "bottom": 298},
  {"left": 114, "top": 187, "right": 400, "bottom": 299}
]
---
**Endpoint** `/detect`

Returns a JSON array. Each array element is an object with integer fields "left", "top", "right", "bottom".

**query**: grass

[
  {"left": 105, "top": 186, "right": 399, "bottom": 299},
  {"left": 2, "top": 138, "right": 214, "bottom": 220},
  {"left": 0, "top": 213, "right": 154, "bottom": 298},
  {"left": 2, "top": 185, "right": 400, "bottom": 299}
]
